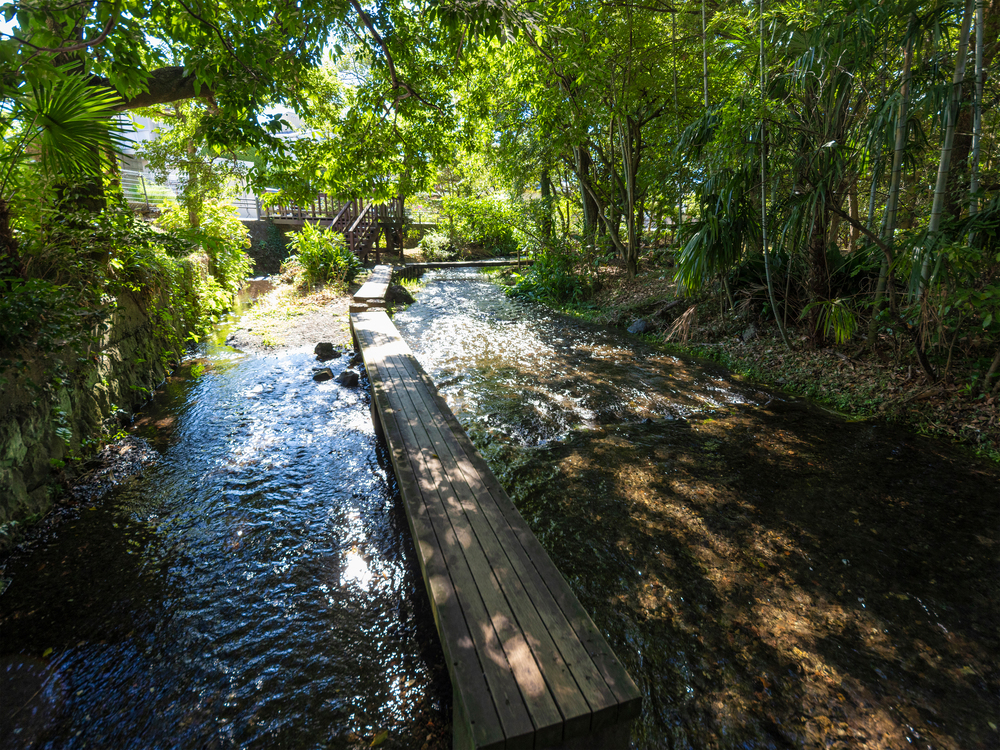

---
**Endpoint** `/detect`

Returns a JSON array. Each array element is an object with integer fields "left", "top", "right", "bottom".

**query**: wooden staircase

[{"left": 263, "top": 195, "right": 405, "bottom": 265}]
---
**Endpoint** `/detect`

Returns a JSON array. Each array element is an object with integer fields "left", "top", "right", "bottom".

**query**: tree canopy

[{"left": 1, "top": 0, "right": 998, "bottom": 379}]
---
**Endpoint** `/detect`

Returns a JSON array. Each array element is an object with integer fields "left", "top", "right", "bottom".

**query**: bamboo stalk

[
  {"left": 867, "top": 17, "right": 915, "bottom": 346},
  {"left": 969, "top": 0, "right": 984, "bottom": 219},
  {"left": 760, "top": 0, "right": 790, "bottom": 349},
  {"left": 921, "top": 0, "right": 974, "bottom": 291}
]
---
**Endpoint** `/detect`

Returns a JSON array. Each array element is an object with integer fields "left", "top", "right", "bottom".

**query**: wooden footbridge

[
  {"left": 263, "top": 195, "right": 405, "bottom": 265},
  {"left": 350, "top": 303, "right": 642, "bottom": 749}
]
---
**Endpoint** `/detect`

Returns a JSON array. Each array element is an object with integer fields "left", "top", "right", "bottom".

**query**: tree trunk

[
  {"left": 0, "top": 198, "right": 20, "bottom": 274},
  {"left": 922, "top": 0, "right": 974, "bottom": 289},
  {"left": 701, "top": 0, "right": 710, "bottom": 107},
  {"left": 868, "top": 20, "right": 914, "bottom": 346},
  {"left": 618, "top": 115, "right": 642, "bottom": 279},
  {"left": 969, "top": 0, "right": 986, "bottom": 219},
  {"left": 847, "top": 180, "right": 860, "bottom": 253},
  {"left": 539, "top": 166, "right": 555, "bottom": 246},
  {"left": 828, "top": 209, "right": 842, "bottom": 253},
  {"left": 186, "top": 139, "right": 201, "bottom": 228},
  {"left": 807, "top": 210, "right": 830, "bottom": 347},
  {"left": 759, "top": 0, "right": 791, "bottom": 349},
  {"left": 574, "top": 146, "right": 599, "bottom": 252}
]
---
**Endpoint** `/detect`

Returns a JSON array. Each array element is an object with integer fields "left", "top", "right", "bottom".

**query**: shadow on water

[
  {"left": 0, "top": 345, "right": 450, "bottom": 749},
  {"left": 394, "top": 269, "right": 1000, "bottom": 750}
]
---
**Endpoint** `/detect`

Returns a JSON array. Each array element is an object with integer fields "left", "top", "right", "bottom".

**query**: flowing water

[
  {"left": 393, "top": 269, "right": 1000, "bottom": 750},
  {"left": 0, "top": 345, "right": 450, "bottom": 749},
  {"left": 2, "top": 268, "right": 997, "bottom": 750}
]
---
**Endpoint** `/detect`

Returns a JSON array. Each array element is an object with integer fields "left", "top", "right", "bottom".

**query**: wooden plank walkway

[
  {"left": 351, "top": 310, "right": 641, "bottom": 750},
  {"left": 350, "top": 264, "right": 393, "bottom": 312}
]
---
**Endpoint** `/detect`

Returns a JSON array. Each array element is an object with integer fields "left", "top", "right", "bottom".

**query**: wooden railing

[
  {"left": 348, "top": 203, "right": 378, "bottom": 262},
  {"left": 263, "top": 193, "right": 344, "bottom": 223},
  {"left": 263, "top": 194, "right": 405, "bottom": 264}
]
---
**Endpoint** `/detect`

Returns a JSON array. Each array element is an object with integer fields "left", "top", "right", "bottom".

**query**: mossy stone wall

[{"left": 0, "top": 287, "right": 185, "bottom": 548}]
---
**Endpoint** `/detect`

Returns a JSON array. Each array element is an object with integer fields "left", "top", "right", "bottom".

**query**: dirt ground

[{"left": 225, "top": 282, "right": 356, "bottom": 354}]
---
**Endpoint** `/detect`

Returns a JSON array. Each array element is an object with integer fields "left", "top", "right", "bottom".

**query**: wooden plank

[
  {"left": 382, "top": 320, "right": 636, "bottom": 735},
  {"left": 367, "top": 321, "right": 571, "bottom": 746},
  {"left": 357, "top": 324, "right": 512, "bottom": 749},
  {"left": 412, "top": 359, "right": 644, "bottom": 725},
  {"left": 353, "top": 265, "right": 392, "bottom": 305},
  {"left": 362, "top": 355, "right": 510, "bottom": 750},
  {"left": 352, "top": 311, "right": 642, "bottom": 747},
  {"left": 380, "top": 342, "right": 597, "bottom": 728},
  {"left": 355, "top": 319, "right": 533, "bottom": 749},
  {"left": 358, "top": 317, "right": 544, "bottom": 748},
  {"left": 362, "top": 314, "right": 630, "bottom": 735},
  {"left": 360, "top": 312, "right": 640, "bottom": 736},
  {"left": 389, "top": 346, "right": 626, "bottom": 734},
  {"left": 394, "top": 314, "right": 643, "bottom": 723}
]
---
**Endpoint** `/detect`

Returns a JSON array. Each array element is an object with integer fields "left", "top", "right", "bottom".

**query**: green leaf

[
  {"left": 24, "top": 72, "right": 126, "bottom": 180},
  {"left": 370, "top": 729, "right": 389, "bottom": 747}
]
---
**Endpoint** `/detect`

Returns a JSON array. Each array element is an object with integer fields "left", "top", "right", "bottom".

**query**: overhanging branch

[{"left": 98, "top": 67, "right": 212, "bottom": 111}]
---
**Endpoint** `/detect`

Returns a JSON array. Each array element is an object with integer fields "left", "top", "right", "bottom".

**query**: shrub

[
  {"left": 156, "top": 198, "right": 252, "bottom": 295},
  {"left": 1, "top": 190, "right": 210, "bottom": 358},
  {"left": 506, "top": 244, "right": 593, "bottom": 305},
  {"left": 418, "top": 231, "right": 453, "bottom": 261},
  {"left": 286, "top": 222, "right": 362, "bottom": 288},
  {"left": 441, "top": 195, "right": 521, "bottom": 255}
]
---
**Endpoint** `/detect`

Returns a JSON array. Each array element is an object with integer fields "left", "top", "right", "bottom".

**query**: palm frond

[{"left": 29, "top": 75, "right": 126, "bottom": 178}]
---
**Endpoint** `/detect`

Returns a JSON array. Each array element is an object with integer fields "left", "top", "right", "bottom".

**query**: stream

[
  {"left": 393, "top": 269, "right": 1000, "bottom": 750},
  {"left": 1, "top": 267, "right": 997, "bottom": 750},
  {"left": 0, "top": 346, "right": 450, "bottom": 749}
]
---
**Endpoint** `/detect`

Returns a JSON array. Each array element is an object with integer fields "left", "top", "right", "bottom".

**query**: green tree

[{"left": 135, "top": 102, "right": 249, "bottom": 228}]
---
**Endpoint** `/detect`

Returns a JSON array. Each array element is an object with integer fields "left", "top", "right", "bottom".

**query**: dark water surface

[
  {"left": 394, "top": 269, "right": 1000, "bottom": 750},
  {"left": 0, "top": 346, "right": 450, "bottom": 749}
]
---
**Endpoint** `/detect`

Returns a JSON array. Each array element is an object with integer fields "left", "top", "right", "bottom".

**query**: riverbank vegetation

[
  {"left": 437, "top": 0, "right": 1000, "bottom": 459},
  {"left": 1, "top": 0, "right": 997, "bottom": 510},
  {"left": 499, "top": 261, "right": 1000, "bottom": 460}
]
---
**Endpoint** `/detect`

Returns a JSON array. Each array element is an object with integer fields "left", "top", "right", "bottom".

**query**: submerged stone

[
  {"left": 313, "top": 368, "right": 334, "bottom": 382},
  {"left": 387, "top": 284, "right": 416, "bottom": 305},
  {"left": 627, "top": 318, "right": 651, "bottom": 335},
  {"left": 335, "top": 370, "right": 359, "bottom": 387}
]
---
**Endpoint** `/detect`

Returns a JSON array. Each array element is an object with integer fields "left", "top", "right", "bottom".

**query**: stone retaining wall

[
  {"left": 243, "top": 219, "right": 290, "bottom": 275},
  {"left": 0, "top": 289, "right": 185, "bottom": 547}
]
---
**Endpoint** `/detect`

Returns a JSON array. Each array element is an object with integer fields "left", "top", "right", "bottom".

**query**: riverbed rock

[
  {"left": 349, "top": 352, "right": 364, "bottom": 366},
  {"left": 314, "top": 342, "right": 341, "bottom": 361},
  {"left": 313, "top": 368, "right": 334, "bottom": 382},
  {"left": 387, "top": 284, "right": 416, "bottom": 305},
  {"left": 335, "top": 370, "right": 360, "bottom": 387},
  {"left": 627, "top": 318, "right": 651, "bottom": 335}
]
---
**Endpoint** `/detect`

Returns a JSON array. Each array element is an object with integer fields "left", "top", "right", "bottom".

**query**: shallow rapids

[{"left": 0, "top": 347, "right": 449, "bottom": 749}]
